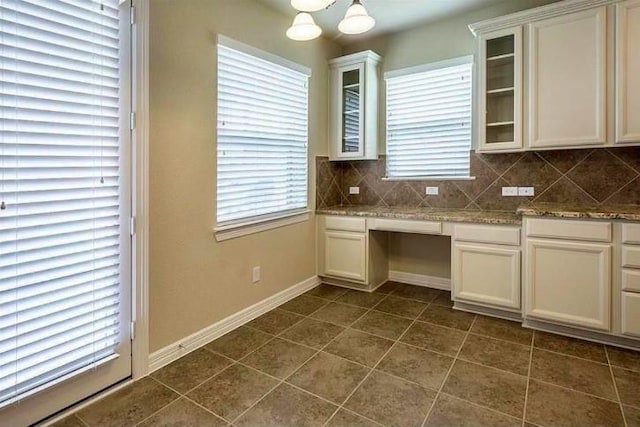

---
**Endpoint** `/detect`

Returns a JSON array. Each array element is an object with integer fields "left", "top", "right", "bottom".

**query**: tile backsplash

[{"left": 316, "top": 148, "right": 640, "bottom": 212}]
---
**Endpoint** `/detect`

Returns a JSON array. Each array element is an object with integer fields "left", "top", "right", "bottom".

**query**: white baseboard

[
  {"left": 388, "top": 270, "right": 451, "bottom": 291},
  {"left": 148, "top": 275, "right": 321, "bottom": 373}
]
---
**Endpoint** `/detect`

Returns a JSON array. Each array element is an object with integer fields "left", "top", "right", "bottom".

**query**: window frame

[
  {"left": 384, "top": 55, "right": 475, "bottom": 181},
  {"left": 214, "top": 36, "right": 312, "bottom": 241}
]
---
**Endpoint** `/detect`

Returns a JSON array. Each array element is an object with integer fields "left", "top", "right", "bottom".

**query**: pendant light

[
  {"left": 286, "top": 12, "right": 323, "bottom": 41},
  {"left": 338, "top": 0, "right": 375, "bottom": 35},
  {"left": 291, "top": 0, "right": 335, "bottom": 12},
  {"left": 286, "top": 0, "right": 376, "bottom": 41}
]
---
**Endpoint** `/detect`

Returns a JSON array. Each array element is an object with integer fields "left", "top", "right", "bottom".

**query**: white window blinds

[
  {"left": 0, "top": 0, "right": 124, "bottom": 405},
  {"left": 216, "top": 37, "right": 310, "bottom": 225},
  {"left": 385, "top": 57, "right": 473, "bottom": 179}
]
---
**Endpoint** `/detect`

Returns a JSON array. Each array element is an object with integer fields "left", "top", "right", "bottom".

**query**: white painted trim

[
  {"left": 214, "top": 210, "right": 311, "bottom": 242},
  {"left": 388, "top": 271, "right": 451, "bottom": 290},
  {"left": 217, "top": 34, "right": 311, "bottom": 77},
  {"left": 148, "top": 275, "right": 321, "bottom": 373},
  {"left": 384, "top": 55, "right": 474, "bottom": 79},
  {"left": 131, "top": 0, "right": 150, "bottom": 380},
  {"left": 468, "top": 0, "right": 618, "bottom": 35}
]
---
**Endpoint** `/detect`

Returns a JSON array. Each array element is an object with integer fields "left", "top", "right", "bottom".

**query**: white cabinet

[
  {"left": 328, "top": 51, "right": 380, "bottom": 160},
  {"left": 317, "top": 215, "right": 388, "bottom": 289},
  {"left": 616, "top": 0, "right": 640, "bottom": 143},
  {"left": 527, "top": 7, "right": 607, "bottom": 148},
  {"left": 525, "top": 238, "right": 611, "bottom": 331},
  {"left": 477, "top": 26, "right": 523, "bottom": 152},
  {"left": 453, "top": 243, "right": 521, "bottom": 309},
  {"left": 324, "top": 231, "right": 367, "bottom": 281},
  {"left": 452, "top": 224, "right": 521, "bottom": 310},
  {"left": 622, "top": 292, "right": 640, "bottom": 337}
]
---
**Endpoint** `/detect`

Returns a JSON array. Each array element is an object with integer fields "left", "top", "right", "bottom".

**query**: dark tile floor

[{"left": 55, "top": 282, "right": 640, "bottom": 427}]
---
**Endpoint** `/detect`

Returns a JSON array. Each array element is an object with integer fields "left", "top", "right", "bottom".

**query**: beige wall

[
  {"left": 343, "top": 0, "right": 558, "bottom": 155},
  {"left": 149, "top": 0, "right": 341, "bottom": 351},
  {"left": 343, "top": 0, "right": 558, "bottom": 279}
]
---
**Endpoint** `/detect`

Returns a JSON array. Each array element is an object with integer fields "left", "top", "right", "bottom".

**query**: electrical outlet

[
  {"left": 425, "top": 186, "right": 439, "bottom": 196},
  {"left": 502, "top": 187, "right": 518, "bottom": 197},
  {"left": 349, "top": 186, "right": 360, "bottom": 195},
  {"left": 518, "top": 187, "right": 535, "bottom": 196},
  {"left": 252, "top": 266, "right": 261, "bottom": 283}
]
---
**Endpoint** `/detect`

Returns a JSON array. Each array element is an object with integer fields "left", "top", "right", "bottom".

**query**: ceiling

[{"left": 259, "top": 0, "right": 509, "bottom": 43}]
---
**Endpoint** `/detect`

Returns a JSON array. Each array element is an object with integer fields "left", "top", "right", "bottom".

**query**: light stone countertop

[
  {"left": 316, "top": 203, "right": 640, "bottom": 225},
  {"left": 315, "top": 205, "right": 522, "bottom": 225},
  {"left": 516, "top": 203, "right": 640, "bottom": 221}
]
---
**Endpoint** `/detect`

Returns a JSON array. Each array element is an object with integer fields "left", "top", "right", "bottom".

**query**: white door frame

[{"left": 131, "top": 0, "right": 151, "bottom": 380}]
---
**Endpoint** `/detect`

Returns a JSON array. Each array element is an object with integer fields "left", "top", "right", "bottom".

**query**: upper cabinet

[
  {"left": 528, "top": 7, "right": 607, "bottom": 148},
  {"left": 616, "top": 0, "right": 640, "bottom": 143},
  {"left": 329, "top": 51, "right": 380, "bottom": 161},
  {"left": 477, "top": 27, "right": 523, "bottom": 151},
  {"left": 471, "top": 0, "right": 640, "bottom": 153}
]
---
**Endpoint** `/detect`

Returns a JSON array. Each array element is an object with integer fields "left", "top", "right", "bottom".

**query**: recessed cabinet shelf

[
  {"left": 477, "top": 27, "right": 522, "bottom": 151},
  {"left": 487, "top": 52, "right": 515, "bottom": 61},
  {"left": 487, "top": 87, "right": 514, "bottom": 95}
]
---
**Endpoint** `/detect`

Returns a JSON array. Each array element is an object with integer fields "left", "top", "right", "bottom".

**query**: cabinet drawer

[
  {"left": 526, "top": 218, "right": 611, "bottom": 242},
  {"left": 325, "top": 216, "right": 366, "bottom": 233},
  {"left": 622, "top": 269, "right": 640, "bottom": 293},
  {"left": 622, "top": 223, "right": 640, "bottom": 245},
  {"left": 455, "top": 224, "right": 520, "bottom": 246},
  {"left": 622, "top": 292, "right": 640, "bottom": 337},
  {"left": 622, "top": 246, "right": 640, "bottom": 269},
  {"left": 368, "top": 218, "right": 442, "bottom": 235}
]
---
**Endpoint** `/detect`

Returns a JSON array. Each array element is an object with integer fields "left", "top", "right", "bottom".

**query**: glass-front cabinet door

[
  {"left": 477, "top": 26, "right": 523, "bottom": 152},
  {"left": 340, "top": 66, "right": 364, "bottom": 157},
  {"left": 329, "top": 51, "right": 380, "bottom": 161}
]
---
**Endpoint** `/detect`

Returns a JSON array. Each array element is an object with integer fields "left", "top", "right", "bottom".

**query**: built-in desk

[
  {"left": 316, "top": 206, "right": 523, "bottom": 312},
  {"left": 317, "top": 203, "right": 640, "bottom": 349}
]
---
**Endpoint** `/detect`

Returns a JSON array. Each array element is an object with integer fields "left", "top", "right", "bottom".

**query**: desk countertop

[
  {"left": 315, "top": 206, "right": 522, "bottom": 225},
  {"left": 316, "top": 203, "right": 640, "bottom": 225}
]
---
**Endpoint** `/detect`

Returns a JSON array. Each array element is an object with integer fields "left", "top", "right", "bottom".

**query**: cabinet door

[
  {"left": 324, "top": 231, "right": 367, "bottom": 281},
  {"left": 528, "top": 7, "right": 607, "bottom": 148},
  {"left": 616, "top": 0, "right": 640, "bottom": 143},
  {"left": 453, "top": 244, "right": 521, "bottom": 309},
  {"left": 335, "top": 64, "right": 365, "bottom": 159},
  {"left": 477, "top": 26, "right": 523, "bottom": 152},
  {"left": 525, "top": 239, "right": 611, "bottom": 330},
  {"left": 621, "top": 292, "right": 640, "bottom": 337}
]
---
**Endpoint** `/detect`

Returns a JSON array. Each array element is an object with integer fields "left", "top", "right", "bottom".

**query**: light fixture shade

[
  {"left": 286, "top": 12, "right": 322, "bottom": 41},
  {"left": 338, "top": 0, "right": 375, "bottom": 35},
  {"left": 290, "top": 0, "right": 334, "bottom": 12}
]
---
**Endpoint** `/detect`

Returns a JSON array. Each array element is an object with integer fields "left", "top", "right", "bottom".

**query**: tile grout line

[
  {"left": 605, "top": 346, "right": 629, "bottom": 427},
  {"left": 420, "top": 314, "right": 478, "bottom": 427},
  {"left": 131, "top": 377, "right": 187, "bottom": 426},
  {"left": 521, "top": 330, "right": 536, "bottom": 427},
  {"left": 321, "top": 288, "right": 440, "bottom": 427},
  {"left": 231, "top": 290, "right": 391, "bottom": 426},
  {"left": 73, "top": 413, "right": 91, "bottom": 427}
]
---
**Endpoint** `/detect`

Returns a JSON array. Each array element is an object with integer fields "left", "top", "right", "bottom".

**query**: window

[
  {"left": 1, "top": 0, "right": 130, "bottom": 409},
  {"left": 216, "top": 37, "right": 310, "bottom": 230},
  {"left": 385, "top": 56, "right": 473, "bottom": 179}
]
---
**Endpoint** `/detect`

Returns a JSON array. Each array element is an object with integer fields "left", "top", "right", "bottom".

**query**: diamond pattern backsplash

[{"left": 316, "top": 148, "right": 640, "bottom": 212}]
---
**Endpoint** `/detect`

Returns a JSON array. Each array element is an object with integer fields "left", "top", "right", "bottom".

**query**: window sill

[
  {"left": 214, "top": 209, "right": 310, "bottom": 242},
  {"left": 381, "top": 176, "right": 476, "bottom": 181}
]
